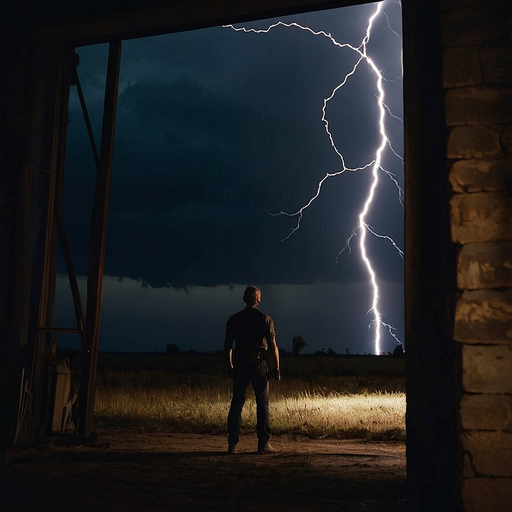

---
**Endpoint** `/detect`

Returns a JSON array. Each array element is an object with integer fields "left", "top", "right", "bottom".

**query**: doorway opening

[
  {"left": 55, "top": 1, "right": 404, "bottom": 356},
  {"left": 51, "top": 1, "right": 405, "bottom": 444}
]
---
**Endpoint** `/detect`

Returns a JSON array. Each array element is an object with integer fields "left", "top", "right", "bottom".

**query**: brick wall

[{"left": 442, "top": 1, "right": 512, "bottom": 510}]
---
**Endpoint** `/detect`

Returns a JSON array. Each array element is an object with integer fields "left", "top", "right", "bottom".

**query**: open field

[
  {"left": 95, "top": 386, "right": 405, "bottom": 441},
  {"left": 85, "top": 351, "right": 405, "bottom": 391},
  {"left": 72, "top": 352, "right": 406, "bottom": 441}
]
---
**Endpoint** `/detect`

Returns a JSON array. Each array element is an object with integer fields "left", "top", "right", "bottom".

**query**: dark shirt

[{"left": 225, "top": 307, "right": 276, "bottom": 363}]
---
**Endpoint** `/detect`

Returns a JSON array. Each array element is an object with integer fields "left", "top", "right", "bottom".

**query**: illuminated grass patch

[
  {"left": 271, "top": 391, "right": 405, "bottom": 440},
  {"left": 95, "top": 383, "right": 405, "bottom": 441}
]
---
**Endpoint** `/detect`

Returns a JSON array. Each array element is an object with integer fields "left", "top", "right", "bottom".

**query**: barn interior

[{"left": 1, "top": 1, "right": 511, "bottom": 510}]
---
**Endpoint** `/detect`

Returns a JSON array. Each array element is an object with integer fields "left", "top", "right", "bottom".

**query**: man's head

[{"left": 243, "top": 286, "right": 261, "bottom": 308}]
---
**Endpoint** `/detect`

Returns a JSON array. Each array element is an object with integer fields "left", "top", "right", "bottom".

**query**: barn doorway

[{"left": 52, "top": 1, "right": 405, "bottom": 443}]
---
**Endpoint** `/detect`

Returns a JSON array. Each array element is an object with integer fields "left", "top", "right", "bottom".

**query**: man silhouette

[{"left": 224, "top": 286, "right": 280, "bottom": 454}]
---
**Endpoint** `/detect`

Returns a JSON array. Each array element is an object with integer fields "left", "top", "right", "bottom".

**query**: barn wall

[
  {"left": 442, "top": 0, "right": 512, "bottom": 510},
  {"left": 0, "top": 8, "right": 66, "bottom": 447},
  {"left": 0, "top": 13, "right": 31, "bottom": 449}
]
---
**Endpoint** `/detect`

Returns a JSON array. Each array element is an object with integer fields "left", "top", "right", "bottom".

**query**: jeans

[{"left": 227, "top": 360, "right": 270, "bottom": 445}]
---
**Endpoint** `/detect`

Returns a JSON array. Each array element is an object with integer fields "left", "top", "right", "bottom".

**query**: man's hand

[{"left": 272, "top": 367, "right": 281, "bottom": 382}]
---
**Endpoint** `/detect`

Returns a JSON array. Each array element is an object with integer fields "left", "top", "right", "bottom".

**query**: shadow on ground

[{"left": 2, "top": 431, "right": 406, "bottom": 511}]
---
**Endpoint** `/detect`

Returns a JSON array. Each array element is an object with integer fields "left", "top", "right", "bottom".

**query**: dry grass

[
  {"left": 91, "top": 354, "right": 406, "bottom": 441},
  {"left": 94, "top": 379, "right": 405, "bottom": 441},
  {"left": 271, "top": 391, "right": 405, "bottom": 440}
]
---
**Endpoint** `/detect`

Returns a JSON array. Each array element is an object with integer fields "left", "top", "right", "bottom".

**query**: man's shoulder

[
  {"left": 253, "top": 308, "right": 273, "bottom": 324},
  {"left": 254, "top": 309, "right": 274, "bottom": 324},
  {"left": 228, "top": 308, "right": 272, "bottom": 323}
]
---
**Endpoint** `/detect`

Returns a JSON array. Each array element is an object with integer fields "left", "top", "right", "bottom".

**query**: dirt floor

[{"left": 2, "top": 431, "right": 406, "bottom": 511}]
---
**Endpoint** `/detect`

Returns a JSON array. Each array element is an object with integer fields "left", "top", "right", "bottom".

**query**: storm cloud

[{"left": 57, "top": 2, "right": 404, "bottom": 353}]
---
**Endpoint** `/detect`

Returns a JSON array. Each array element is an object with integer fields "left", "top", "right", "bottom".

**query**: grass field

[{"left": 83, "top": 352, "right": 406, "bottom": 441}]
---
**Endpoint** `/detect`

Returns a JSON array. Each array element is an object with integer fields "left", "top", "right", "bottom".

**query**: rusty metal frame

[
  {"left": 33, "top": 41, "right": 122, "bottom": 439},
  {"left": 79, "top": 40, "right": 122, "bottom": 438}
]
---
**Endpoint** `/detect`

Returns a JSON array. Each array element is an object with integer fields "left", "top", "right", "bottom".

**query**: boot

[{"left": 257, "top": 441, "right": 277, "bottom": 454}]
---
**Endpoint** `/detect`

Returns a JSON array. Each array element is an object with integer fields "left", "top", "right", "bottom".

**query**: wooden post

[
  {"left": 402, "top": 0, "right": 458, "bottom": 509},
  {"left": 79, "top": 40, "right": 122, "bottom": 439}
]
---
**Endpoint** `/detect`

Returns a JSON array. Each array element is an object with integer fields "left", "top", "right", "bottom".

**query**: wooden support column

[
  {"left": 402, "top": 0, "right": 458, "bottom": 509},
  {"left": 79, "top": 40, "right": 122, "bottom": 439}
]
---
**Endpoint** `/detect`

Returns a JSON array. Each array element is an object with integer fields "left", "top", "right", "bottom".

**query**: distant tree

[
  {"left": 292, "top": 335, "right": 308, "bottom": 355},
  {"left": 166, "top": 343, "right": 180, "bottom": 355},
  {"left": 327, "top": 347, "right": 336, "bottom": 356},
  {"left": 393, "top": 344, "right": 405, "bottom": 357}
]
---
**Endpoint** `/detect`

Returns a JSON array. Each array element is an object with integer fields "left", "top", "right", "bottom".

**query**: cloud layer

[
  {"left": 56, "top": 3, "right": 404, "bottom": 353},
  {"left": 62, "top": 2, "right": 403, "bottom": 289}
]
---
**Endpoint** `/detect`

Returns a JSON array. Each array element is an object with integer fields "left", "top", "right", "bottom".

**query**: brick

[
  {"left": 481, "top": 46, "right": 512, "bottom": 85},
  {"left": 445, "top": 88, "right": 512, "bottom": 126},
  {"left": 455, "top": 290, "right": 512, "bottom": 344},
  {"left": 461, "top": 342, "right": 512, "bottom": 391},
  {"left": 462, "top": 431, "right": 512, "bottom": 476},
  {"left": 450, "top": 191, "right": 512, "bottom": 243},
  {"left": 443, "top": 5, "right": 512, "bottom": 47},
  {"left": 457, "top": 242, "right": 512, "bottom": 289},
  {"left": 443, "top": 47, "right": 482, "bottom": 88},
  {"left": 449, "top": 157, "right": 512, "bottom": 193},
  {"left": 442, "top": 7, "right": 489, "bottom": 47},
  {"left": 463, "top": 452, "right": 476, "bottom": 478},
  {"left": 460, "top": 393, "right": 512, "bottom": 430},
  {"left": 447, "top": 126, "right": 501, "bottom": 159},
  {"left": 463, "top": 477, "right": 512, "bottom": 512}
]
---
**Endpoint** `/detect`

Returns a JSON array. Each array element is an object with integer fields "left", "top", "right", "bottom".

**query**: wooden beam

[
  {"left": 79, "top": 40, "right": 122, "bottom": 439},
  {"left": 41, "top": 0, "right": 371, "bottom": 47}
]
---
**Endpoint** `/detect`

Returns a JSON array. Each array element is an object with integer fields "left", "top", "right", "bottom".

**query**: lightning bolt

[{"left": 225, "top": 0, "right": 403, "bottom": 354}]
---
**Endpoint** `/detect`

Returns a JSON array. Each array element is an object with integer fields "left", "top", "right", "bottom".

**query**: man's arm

[
  {"left": 268, "top": 334, "right": 279, "bottom": 368},
  {"left": 268, "top": 332, "right": 280, "bottom": 381},
  {"left": 224, "top": 335, "right": 234, "bottom": 378}
]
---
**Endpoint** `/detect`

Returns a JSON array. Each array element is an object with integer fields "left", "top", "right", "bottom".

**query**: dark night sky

[{"left": 54, "top": 0, "right": 404, "bottom": 355}]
